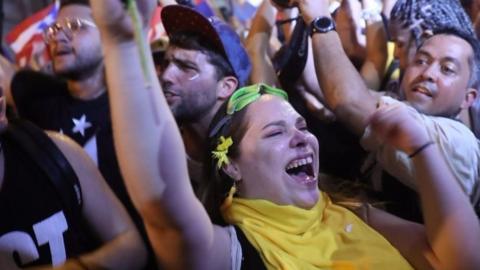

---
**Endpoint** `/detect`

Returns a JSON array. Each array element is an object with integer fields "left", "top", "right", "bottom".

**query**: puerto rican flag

[{"left": 5, "top": 1, "right": 60, "bottom": 68}]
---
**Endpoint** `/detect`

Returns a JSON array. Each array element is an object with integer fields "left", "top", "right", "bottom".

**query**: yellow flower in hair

[{"left": 212, "top": 136, "right": 233, "bottom": 169}]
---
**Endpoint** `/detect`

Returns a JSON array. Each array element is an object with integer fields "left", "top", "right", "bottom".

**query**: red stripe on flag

[
  {"left": 14, "top": 35, "right": 45, "bottom": 62},
  {"left": 148, "top": 6, "right": 165, "bottom": 42},
  {"left": 5, "top": 3, "right": 55, "bottom": 44}
]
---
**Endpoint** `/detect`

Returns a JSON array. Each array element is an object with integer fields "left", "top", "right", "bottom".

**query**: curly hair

[{"left": 390, "top": 0, "right": 475, "bottom": 47}]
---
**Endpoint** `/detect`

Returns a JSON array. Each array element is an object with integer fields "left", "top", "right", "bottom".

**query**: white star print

[{"left": 72, "top": 114, "right": 92, "bottom": 137}]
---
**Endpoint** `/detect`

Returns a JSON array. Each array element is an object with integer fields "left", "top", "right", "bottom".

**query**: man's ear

[
  {"left": 217, "top": 76, "right": 238, "bottom": 100},
  {"left": 461, "top": 87, "right": 478, "bottom": 109},
  {"left": 221, "top": 160, "right": 242, "bottom": 181}
]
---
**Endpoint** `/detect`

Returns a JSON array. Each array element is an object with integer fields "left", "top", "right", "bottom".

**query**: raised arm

[
  {"left": 366, "top": 103, "right": 480, "bottom": 270},
  {"left": 90, "top": 1, "right": 230, "bottom": 269},
  {"left": 334, "top": 0, "right": 366, "bottom": 65},
  {"left": 294, "top": 0, "right": 379, "bottom": 135},
  {"left": 245, "top": 0, "right": 280, "bottom": 86},
  {"left": 47, "top": 132, "right": 146, "bottom": 270},
  {"left": 359, "top": 0, "right": 388, "bottom": 90}
]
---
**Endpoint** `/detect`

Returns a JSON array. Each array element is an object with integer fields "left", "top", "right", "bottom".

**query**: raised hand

[
  {"left": 290, "top": 0, "right": 330, "bottom": 24},
  {"left": 369, "top": 101, "right": 430, "bottom": 155},
  {"left": 90, "top": 0, "right": 156, "bottom": 43}
]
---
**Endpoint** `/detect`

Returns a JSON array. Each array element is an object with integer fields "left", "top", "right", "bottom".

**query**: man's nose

[
  {"left": 420, "top": 64, "right": 437, "bottom": 82},
  {"left": 49, "top": 27, "right": 71, "bottom": 44},
  {"left": 160, "top": 62, "right": 181, "bottom": 84}
]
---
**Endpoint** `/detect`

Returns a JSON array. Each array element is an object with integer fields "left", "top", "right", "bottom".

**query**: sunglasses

[{"left": 43, "top": 17, "right": 97, "bottom": 43}]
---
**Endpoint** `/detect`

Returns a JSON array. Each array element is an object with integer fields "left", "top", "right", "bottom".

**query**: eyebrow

[
  {"left": 261, "top": 117, "right": 306, "bottom": 130},
  {"left": 165, "top": 54, "right": 197, "bottom": 67},
  {"left": 415, "top": 50, "right": 432, "bottom": 59},
  {"left": 442, "top": 56, "right": 461, "bottom": 67},
  {"left": 416, "top": 50, "right": 461, "bottom": 66},
  {"left": 262, "top": 120, "right": 285, "bottom": 130}
]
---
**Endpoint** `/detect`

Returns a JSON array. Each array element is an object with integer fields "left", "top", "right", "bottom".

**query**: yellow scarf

[{"left": 223, "top": 193, "right": 412, "bottom": 270}]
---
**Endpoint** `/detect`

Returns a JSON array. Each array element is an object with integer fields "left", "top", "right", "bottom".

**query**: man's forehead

[
  {"left": 166, "top": 47, "right": 208, "bottom": 62},
  {"left": 419, "top": 34, "right": 473, "bottom": 60}
]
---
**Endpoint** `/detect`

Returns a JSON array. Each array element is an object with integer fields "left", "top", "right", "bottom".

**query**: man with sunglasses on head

[{"left": 5, "top": 0, "right": 156, "bottom": 268}]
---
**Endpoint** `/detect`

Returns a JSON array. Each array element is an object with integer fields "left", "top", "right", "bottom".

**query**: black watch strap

[{"left": 309, "top": 16, "right": 336, "bottom": 36}]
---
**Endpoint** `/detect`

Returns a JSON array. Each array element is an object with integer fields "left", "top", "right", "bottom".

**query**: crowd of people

[{"left": 1, "top": 0, "right": 480, "bottom": 269}]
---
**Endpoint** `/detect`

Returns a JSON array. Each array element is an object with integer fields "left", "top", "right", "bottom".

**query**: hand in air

[
  {"left": 289, "top": 0, "right": 330, "bottom": 24},
  {"left": 90, "top": 0, "right": 156, "bottom": 43},
  {"left": 369, "top": 101, "right": 431, "bottom": 155}
]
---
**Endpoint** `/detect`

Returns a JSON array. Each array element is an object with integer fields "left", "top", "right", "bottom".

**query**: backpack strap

[
  {"left": 234, "top": 226, "right": 267, "bottom": 270},
  {"left": 4, "top": 118, "right": 83, "bottom": 224},
  {"left": 273, "top": 18, "right": 309, "bottom": 88}
]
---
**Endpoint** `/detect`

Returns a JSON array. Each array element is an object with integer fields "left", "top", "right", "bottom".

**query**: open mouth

[
  {"left": 412, "top": 85, "right": 432, "bottom": 97},
  {"left": 163, "top": 91, "right": 177, "bottom": 97},
  {"left": 163, "top": 91, "right": 179, "bottom": 103},
  {"left": 54, "top": 46, "right": 73, "bottom": 57},
  {"left": 285, "top": 156, "right": 316, "bottom": 185},
  {"left": 55, "top": 51, "right": 71, "bottom": 57}
]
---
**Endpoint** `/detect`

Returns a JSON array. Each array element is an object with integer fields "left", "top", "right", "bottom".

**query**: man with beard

[
  {"left": 6, "top": 0, "right": 156, "bottom": 267},
  {"left": 294, "top": 0, "right": 480, "bottom": 220},
  {"left": 158, "top": 5, "right": 251, "bottom": 204}
]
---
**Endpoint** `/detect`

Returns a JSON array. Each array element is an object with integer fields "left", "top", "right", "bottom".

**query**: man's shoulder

[
  {"left": 382, "top": 96, "right": 478, "bottom": 145},
  {"left": 420, "top": 113, "right": 477, "bottom": 145}
]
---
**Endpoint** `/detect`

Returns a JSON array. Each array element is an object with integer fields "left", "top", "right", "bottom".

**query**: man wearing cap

[{"left": 159, "top": 5, "right": 251, "bottom": 203}]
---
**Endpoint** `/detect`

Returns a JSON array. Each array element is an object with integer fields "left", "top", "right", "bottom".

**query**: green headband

[
  {"left": 209, "top": 84, "right": 289, "bottom": 138},
  {"left": 226, "top": 84, "right": 288, "bottom": 115}
]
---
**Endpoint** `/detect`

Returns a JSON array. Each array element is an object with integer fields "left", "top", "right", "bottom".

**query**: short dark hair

[
  {"left": 426, "top": 27, "right": 480, "bottom": 90},
  {"left": 169, "top": 32, "right": 235, "bottom": 82},
  {"left": 60, "top": 0, "right": 90, "bottom": 8}
]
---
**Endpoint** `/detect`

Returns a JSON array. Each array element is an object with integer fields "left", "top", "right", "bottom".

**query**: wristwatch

[{"left": 309, "top": 16, "right": 336, "bottom": 36}]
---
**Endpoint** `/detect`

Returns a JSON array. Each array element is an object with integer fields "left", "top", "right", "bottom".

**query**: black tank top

[{"left": 0, "top": 136, "right": 94, "bottom": 268}]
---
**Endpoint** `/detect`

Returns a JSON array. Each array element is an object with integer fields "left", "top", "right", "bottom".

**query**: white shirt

[{"left": 361, "top": 96, "right": 480, "bottom": 195}]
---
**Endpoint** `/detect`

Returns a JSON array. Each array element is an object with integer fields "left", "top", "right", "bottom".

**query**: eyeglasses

[{"left": 43, "top": 18, "right": 97, "bottom": 43}]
